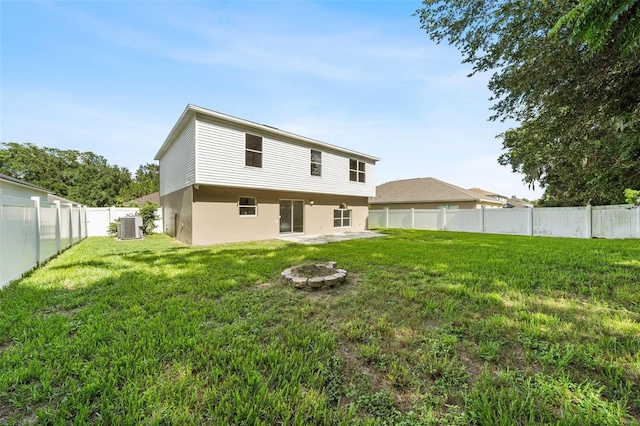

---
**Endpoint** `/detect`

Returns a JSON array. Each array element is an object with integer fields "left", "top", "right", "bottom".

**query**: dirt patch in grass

[
  {"left": 290, "top": 264, "right": 336, "bottom": 277},
  {"left": 0, "top": 341, "right": 13, "bottom": 354}
]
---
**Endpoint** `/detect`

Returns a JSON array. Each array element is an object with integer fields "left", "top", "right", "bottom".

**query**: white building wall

[
  {"left": 195, "top": 116, "right": 376, "bottom": 197},
  {"left": 159, "top": 117, "right": 196, "bottom": 196}
]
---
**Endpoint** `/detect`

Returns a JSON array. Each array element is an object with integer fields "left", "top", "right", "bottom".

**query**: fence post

[
  {"left": 528, "top": 207, "right": 534, "bottom": 236},
  {"left": 442, "top": 208, "right": 447, "bottom": 231},
  {"left": 636, "top": 206, "right": 640, "bottom": 238},
  {"left": 77, "top": 205, "right": 82, "bottom": 241},
  {"left": 66, "top": 203, "right": 74, "bottom": 247},
  {"left": 585, "top": 205, "right": 592, "bottom": 239},
  {"left": 481, "top": 206, "right": 485, "bottom": 233},
  {"left": 384, "top": 207, "right": 389, "bottom": 228},
  {"left": 82, "top": 206, "right": 88, "bottom": 239},
  {"left": 411, "top": 208, "right": 415, "bottom": 229},
  {"left": 31, "top": 197, "right": 41, "bottom": 265},
  {"left": 54, "top": 201, "right": 61, "bottom": 253},
  {"left": 109, "top": 206, "right": 116, "bottom": 225}
]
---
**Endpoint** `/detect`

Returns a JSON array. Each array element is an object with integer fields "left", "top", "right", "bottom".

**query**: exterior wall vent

[{"left": 117, "top": 216, "right": 143, "bottom": 240}]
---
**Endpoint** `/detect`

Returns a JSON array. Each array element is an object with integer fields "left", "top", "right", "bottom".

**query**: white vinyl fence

[
  {"left": 370, "top": 205, "right": 640, "bottom": 239},
  {"left": 1, "top": 195, "right": 88, "bottom": 288},
  {"left": 1, "top": 200, "right": 163, "bottom": 289},
  {"left": 86, "top": 207, "right": 162, "bottom": 236}
]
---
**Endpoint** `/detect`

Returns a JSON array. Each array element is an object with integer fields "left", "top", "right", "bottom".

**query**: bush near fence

[{"left": 369, "top": 205, "right": 640, "bottom": 239}]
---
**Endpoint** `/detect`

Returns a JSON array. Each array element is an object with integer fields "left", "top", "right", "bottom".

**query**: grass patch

[{"left": 1, "top": 230, "right": 639, "bottom": 424}]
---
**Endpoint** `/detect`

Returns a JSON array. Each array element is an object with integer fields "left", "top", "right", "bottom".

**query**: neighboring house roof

[
  {"left": 468, "top": 187, "right": 533, "bottom": 208},
  {"left": 128, "top": 192, "right": 160, "bottom": 205},
  {"left": 369, "top": 177, "right": 503, "bottom": 205},
  {"left": 154, "top": 104, "right": 381, "bottom": 162},
  {"left": 0, "top": 173, "right": 52, "bottom": 194},
  {"left": 505, "top": 198, "right": 533, "bottom": 208},
  {"left": 467, "top": 187, "right": 505, "bottom": 198}
]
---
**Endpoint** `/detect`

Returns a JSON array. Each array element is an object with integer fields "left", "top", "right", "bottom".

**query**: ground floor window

[
  {"left": 239, "top": 197, "right": 257, "bottom": 216},
  {"left": 334, "top": 206, "right": 351, "bottom": 228}
]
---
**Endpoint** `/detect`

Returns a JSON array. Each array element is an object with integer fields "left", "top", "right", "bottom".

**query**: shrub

[
  {"left": 138, "top": 202, "right": 160, "bottom": 235},
  {"left": 107, "top": 217, "right": 120, "bottom": 236},
  {"left": 624, "top": 188, "right": 640, "bottom": 206}
]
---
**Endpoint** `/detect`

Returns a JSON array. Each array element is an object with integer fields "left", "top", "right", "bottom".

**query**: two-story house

[{"left": 154, "top": 105, "right": 380, "bottom": 245}]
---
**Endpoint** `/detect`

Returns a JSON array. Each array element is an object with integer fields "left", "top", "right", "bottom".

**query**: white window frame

[
  {"left": 239, "top": 196, "right": 257, "bottom": 216},
  {"left": 333, "top": 204, "right": 351, "bottom": 228},
  {"left": 245, "top": 134, "right": 263, "bottom": 168},
  {"left": 311, "top": 149, "right": 322, "bottom": 177},
  {"left": 349, "top": 159, "right": 365, "bottom": 183}
]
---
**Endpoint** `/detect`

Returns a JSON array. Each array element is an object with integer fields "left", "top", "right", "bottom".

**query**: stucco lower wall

[
  {"left": 160, "top": 186, "right": 193, "bottom": 245},
  {"left": 190, "top": 186, "right": 369, "bottom": 245}
]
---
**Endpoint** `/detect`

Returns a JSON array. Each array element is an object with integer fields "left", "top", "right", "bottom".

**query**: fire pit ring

[{"left": 280, "top": 261, "right": 347, "bottom": 290}]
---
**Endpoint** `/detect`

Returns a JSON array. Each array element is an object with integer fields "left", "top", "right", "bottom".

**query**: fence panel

[
  {"left": 40, "top": 202, "right": 59, "bottom": 262},
  {"left": 534, "top": 207, "right": 588, "bottom": 238},
  {"left": 484, "top": 208, "right": 529, "bottom": 235},
  {"left": 445, "top": 209, "right": 482, "bottom": 233},
  {"left": 72, "top": 207, "right": 81, "bottom": 243},
  {"left": 388, "top": 209, "right": 413, "bottom": 229},
  {"left": 368, "top": 210, "right": 386, "bottom": 228},
  {"left": 591, "top": 205, "right": 638, "bottom": 239},
  {"left": 86, "top": 207, "right": 162, "bottom": 236},
  {"left": 414, "top": 209, "right": 439, "bottom": 230},
  {"left": 60, "top": 205, "right": 72, "bottom": 250},
  {"left": 87, "top": 208, "right": 111, "bottom": 236},
  {"left": 1, "top": 196, "right": 38, "bottom": 288}
]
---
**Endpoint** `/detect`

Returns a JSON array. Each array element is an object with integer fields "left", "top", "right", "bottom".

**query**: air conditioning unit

[{"left": 117, "top": 216, "right": 143, "bottom": 240}]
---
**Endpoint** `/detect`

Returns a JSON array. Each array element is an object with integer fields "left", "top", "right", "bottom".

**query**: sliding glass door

[{"left": 279, "top": 200, "right": 304, "bottom": 233}]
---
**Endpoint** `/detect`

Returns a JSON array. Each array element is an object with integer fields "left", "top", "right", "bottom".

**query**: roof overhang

[
  {"left": 154, "top": 104, "right": 381, "bottom": 163},
  {"left": 0, "top": 173, "right": 52, "bottom": 194}
]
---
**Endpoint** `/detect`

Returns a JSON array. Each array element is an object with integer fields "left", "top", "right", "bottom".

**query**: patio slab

[{"left": 277, "top": 230, "right": 385, "bottom": 245}]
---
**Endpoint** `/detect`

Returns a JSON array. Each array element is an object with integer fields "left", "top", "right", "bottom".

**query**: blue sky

[{"left": 1, "top": 0, "right": 543, "bottom": 200}]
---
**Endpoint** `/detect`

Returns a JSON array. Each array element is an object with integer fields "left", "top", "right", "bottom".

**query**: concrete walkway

[{"left": 277, "top": 230, "right": 385, "bottom": 245}]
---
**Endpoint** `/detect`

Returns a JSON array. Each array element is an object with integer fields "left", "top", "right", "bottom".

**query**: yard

[{"left": 1, "top": 230, "right": 639, "bottom": 424}]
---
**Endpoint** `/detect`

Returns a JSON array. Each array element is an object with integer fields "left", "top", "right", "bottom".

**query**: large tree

[
  {"left": 416, "top": 0, "right": 640, "bottom": 205},
  {"left": 0, "top": 142, "right": 133, "bottom": 207},
  {"left": 117, "top": 163, "right": 160, "bottom": 203}
]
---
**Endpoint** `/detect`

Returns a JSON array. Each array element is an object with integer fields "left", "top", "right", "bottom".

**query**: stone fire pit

[{"left": 281, "top": 261, "right": 347, "bottom": 290}]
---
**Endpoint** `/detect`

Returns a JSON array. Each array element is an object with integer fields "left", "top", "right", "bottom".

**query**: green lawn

[{"left": 1, "top": 230, "right": 639, "bottom": 425}]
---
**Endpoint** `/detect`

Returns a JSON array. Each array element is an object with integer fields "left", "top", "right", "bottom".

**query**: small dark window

[
  {"left": 349, "top": 159, "right": 365, "bottom": 183},
  {"left": 311, "top": 149, "right": 322, "bottom": 176},
  {"left": 245, "top": 134, "right": 263, "bottom": 168},
  {"left": 239, "top": 197, "right": 257, "bottom": 216}
]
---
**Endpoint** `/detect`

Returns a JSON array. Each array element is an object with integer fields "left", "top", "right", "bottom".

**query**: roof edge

[
  {"left": 0, "top": 173, "right": 52, "bottom": 193},
  {"left": 155, "top": 104, "right": 381, "bottom": 162}
]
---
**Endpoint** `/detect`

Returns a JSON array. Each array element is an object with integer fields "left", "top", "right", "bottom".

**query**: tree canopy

[
  {"left": 0, "top": 142, "right": 159, "bottom": 207},
  {"left": 416, "top": 0, "right": 640, "bottom": 206}
]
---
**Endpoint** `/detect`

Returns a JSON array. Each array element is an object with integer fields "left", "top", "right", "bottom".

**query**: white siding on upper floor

[
  {"left": 159, "top": 117, "right": 196, "bottom": 196},
  {"left": 195, "top": 116, "right": 376, "bottom": 197}
]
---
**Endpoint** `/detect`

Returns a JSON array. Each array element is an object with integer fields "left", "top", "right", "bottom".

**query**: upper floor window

[
  {"left": 245, "top": 134, "right": 263, "bottom": 168},
  {"left": 349, "top": 159, "right": 365, "bottom": 183},
  {"left": 311, "top": 150, "right": 322, "bottom": 176}
]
